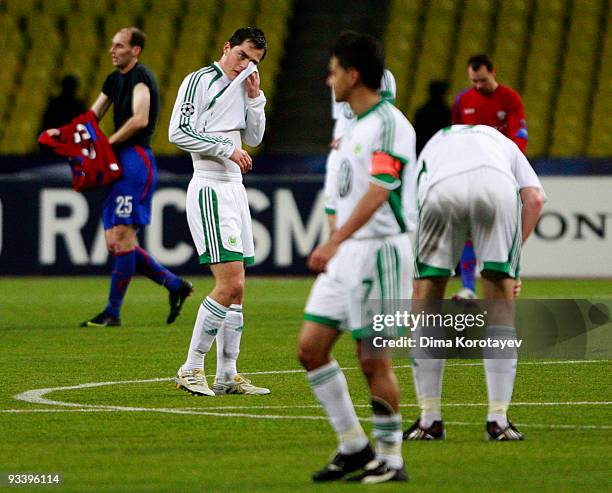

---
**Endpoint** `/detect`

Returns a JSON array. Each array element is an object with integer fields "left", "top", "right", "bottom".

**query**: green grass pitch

[{"left": 1, "top": 277, "right": 611, "bottom": 492}]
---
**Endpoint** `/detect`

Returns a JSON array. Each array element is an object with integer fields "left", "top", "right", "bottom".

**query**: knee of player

[
  {"left": 297, "top": 342, "right": 325, "bottom": 371},
  {"left": 358, "top": 354, "right": 389, "bottom": 380},
  {"left": 359, "top": 358, "right": 376, "bottom": 379},
  {"left": 218, "top": 280, "right": 245, "bottom": 303},
  {"left": 220, "top": 284, "right": 244, "bottom": 304}
]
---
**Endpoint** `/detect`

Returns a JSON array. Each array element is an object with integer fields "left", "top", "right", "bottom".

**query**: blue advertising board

[{"left": 0, "top": 175, "right": 329, "bottom": 275}]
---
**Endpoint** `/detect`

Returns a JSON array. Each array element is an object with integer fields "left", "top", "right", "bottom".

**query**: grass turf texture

[{"left": 0, "top": 277, "right": 610, "bottom": 492}]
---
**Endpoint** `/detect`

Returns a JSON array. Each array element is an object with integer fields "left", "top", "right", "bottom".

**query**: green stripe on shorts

[
  {"left": 415, "top": 261, "right": 452, "bottom": 278},
  {"left": 303, "top": 313, "right": 341, "bottom": 329}
]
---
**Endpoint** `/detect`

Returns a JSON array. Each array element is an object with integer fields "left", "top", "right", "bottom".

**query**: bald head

[{"left": 120, "top": 27, "right": 146, "bottom": 50}]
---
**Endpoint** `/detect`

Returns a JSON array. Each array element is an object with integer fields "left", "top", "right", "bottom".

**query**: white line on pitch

[
  {"left": 13, "top": 360, "right": 609, "bottom": 408},
  {"left": 1, "top": 408, "right": 611, "bottom": 430},
  {"left": 8, "top": 359, "right": 609, "bottom": 420},
  {"left": 176, "top": 401, "right": 612, "bottom": 411},
  {"left": 244, "top": 359, "right": 608, "bottom": 375},
  {"left": 3, "top": 400, "right": 611, "bottom": 414},
  {"left": 0, "top": 408, "right": 116, "bottom": 413}
]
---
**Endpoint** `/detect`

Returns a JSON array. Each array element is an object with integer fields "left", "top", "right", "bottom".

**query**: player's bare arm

[
  {"left": 308, "top": 183, "right": 389, "bottom": 273},
  {"left": 90, "top": 92, "right": 112, "bottom": 120},
  {"left": 326, "top": 213, "right": 337, "bottom": 233},
  {"left": 519, "top": 186, "right": 544, "bottom": 244},
  {"left": 513, "top": 186, "right": 543, "bottom": 299},
  {"left": 108, "top": 83, "right": 150, "bottom": 146}
]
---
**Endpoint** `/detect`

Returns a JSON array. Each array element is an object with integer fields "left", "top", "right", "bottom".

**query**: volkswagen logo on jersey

[
  {"left": 337, "top": 159, "right": 353, "bottom": 198},
  {"left": 180, "top": 102, "right": 195, "bottom": 117}
]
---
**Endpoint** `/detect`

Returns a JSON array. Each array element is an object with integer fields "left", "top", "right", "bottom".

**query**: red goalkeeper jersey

[
  {"left": 452, "top": 84, "right": 528, "bottom": 153},
  {"left": 38, "top": 110, "right": 121, "bottom": 191}
]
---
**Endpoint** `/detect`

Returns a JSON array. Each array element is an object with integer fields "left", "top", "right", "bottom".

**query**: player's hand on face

[
  {"left": 330, "top": 138, "right": 342, "bottom": 150},
  {"left": 513, "top": 278, "right": 522, "bottom": 298},
  {"left": 229, "top": 148, "right": 253, "bottom": 173},
  {"left": 246, "top": 72, "right": 260, "bottom": 98},
  {"left": 307, "top": 241, "right": 339, "bottom": 273}
]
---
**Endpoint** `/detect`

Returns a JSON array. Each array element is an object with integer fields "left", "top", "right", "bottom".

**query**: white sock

[
  {"left": 216, "top": 304, "right": 243, "bottom": 382},
  {"left": 307, "top": 360, "right": 369, "bottom": 454},
  {"left": 411, "top": 358, "right": 445, "bottom": 427},
  {"left": 484, "top": 326, "right": 518, "bottom": 428},
  {"left": 372, "top": 413, "right": 403, "bottom": 469},
  {"left": 183, "top": 297, "right": 228, "bottom": 372}
]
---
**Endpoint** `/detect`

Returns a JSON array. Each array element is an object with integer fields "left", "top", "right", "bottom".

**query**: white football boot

[
  {"left": 212, "top": 374, "right": 270, "bottom": 395},
  {"left": 175, "top": 367, "right": 215, "bottom": 396}
]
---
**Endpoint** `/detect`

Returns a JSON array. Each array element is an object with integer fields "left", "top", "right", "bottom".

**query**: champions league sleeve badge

[{"left": 180, "top": 102, "right": 195, "bottom": 117}]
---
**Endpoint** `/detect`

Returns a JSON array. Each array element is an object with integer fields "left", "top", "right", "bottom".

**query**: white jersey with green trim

[
  {"left": 327, "top": 69, "right": 418, "bottom": 231},
  {"left": 417, "top": 125, "right": 544, "bottom": 198},
  {"left": 334, "top": 99, "right": 415, "bottom": 239},
  {"left": 168, "top": 61, "right": 266, "bottom": 179}
]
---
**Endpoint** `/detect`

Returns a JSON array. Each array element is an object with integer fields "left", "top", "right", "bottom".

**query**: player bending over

[{"left": 405, "top": 124, "right": 544, "bottom": 441}]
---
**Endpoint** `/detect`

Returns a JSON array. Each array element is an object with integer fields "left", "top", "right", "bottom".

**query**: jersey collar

[{"left": 356, "top": 98, "right": 386, "bottom": 120}]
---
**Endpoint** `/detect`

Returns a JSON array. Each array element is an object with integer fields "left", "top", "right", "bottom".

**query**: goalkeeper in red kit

[{"left": 451, "top": 54, "right": 528, "bottom": 300}]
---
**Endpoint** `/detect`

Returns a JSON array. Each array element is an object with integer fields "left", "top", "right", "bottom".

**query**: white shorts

[
  {"left": 415, "top": 167, "right": 521, "bottom": 278},
  {"left": 304, "top": 234, "right": 414, "bottom": 339},
  {"left": 186, "top": 171, "right": 255, "bottom": 265}
]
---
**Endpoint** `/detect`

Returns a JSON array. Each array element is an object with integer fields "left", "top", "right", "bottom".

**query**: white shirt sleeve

[
  {"left": 168, "top": 73, "right": 235, "bottom": 158},
  {"left": 241, "top": 90, "right": 266, "bottom": 147},
  {"left": 511, "top": 145, "right": 547, "bottom": 199},
  {"left": 381, "top": 69, "right": 396, "bottom": 102}
]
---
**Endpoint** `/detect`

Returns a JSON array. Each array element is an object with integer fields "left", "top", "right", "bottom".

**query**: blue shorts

[{"left": 103, "top": 146, "right": 157, "bottom": 230}]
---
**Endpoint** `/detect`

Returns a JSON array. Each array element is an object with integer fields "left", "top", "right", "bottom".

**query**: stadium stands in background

[
  {"left": 0, "top": 0, "right": 609, "bottom": 158},
  {"left": 384, "top": 0, "right": 611, "bottom": 158},
  {"left": 0, "top": 0, "right": 293, "bottom": 156}
]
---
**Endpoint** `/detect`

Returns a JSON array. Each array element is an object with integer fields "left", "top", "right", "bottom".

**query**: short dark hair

[
  {"left": 332, "top": 31, "right": 384, "bottom": 91},
  {"left": 125, "top": 27, "right": 146, "bottom": 50},
  {"left": 467, "top": 54, "right": 493, "bottom": 71},
  {"left": 228, "top": 27, "right": 267, "bottom": 60}
]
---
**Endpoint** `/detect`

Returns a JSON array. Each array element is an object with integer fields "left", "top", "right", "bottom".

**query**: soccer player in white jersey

[
  {"left": 325, "top": 70, "right": 418, "bottom": 234},
  {"left": 404, "top": 124, "right": 544, "bottom": 441},
  {"left": 298, "top": 31, "right": 414, "bottom": 483},
  {"left": 168, "top": 28, "right": 269, "bottom": 396}
]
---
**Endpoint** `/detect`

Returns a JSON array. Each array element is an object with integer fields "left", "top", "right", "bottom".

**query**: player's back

[{"left": 418, "top": 125, "right": 520, "bottom": 189}]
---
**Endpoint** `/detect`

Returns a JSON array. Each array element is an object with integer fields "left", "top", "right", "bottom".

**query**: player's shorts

[
  {"left": 103, "top": 145, "right": 157, "bottom": 229},
  {"left": 186, "top": 170, "right": 255, "bottom": 265},
  {"left": 304, "top": 234, "right": 414, "bottom": 339},
  {"left": 415, "top": 167, "right": 521, "bottom": 279}
]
